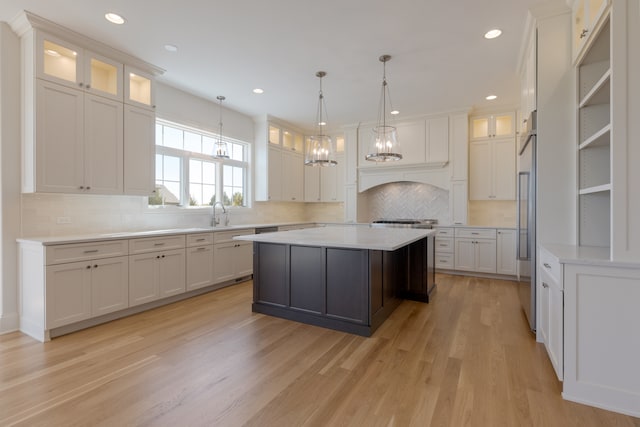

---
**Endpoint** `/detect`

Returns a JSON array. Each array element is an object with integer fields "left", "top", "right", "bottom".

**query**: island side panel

[
  {"left": 253, "top": 242, "right": 289, "bottom": 306},
  {"left": 325, "top": 248, "right": 369, "bottom": 325},
  {"left": 290, "top": 245, "right": 324, "bottom": 314}
]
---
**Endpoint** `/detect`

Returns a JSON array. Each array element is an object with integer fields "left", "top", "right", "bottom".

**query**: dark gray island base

[{"left": 251, "top": 236, "right": 435, "bottom": 336}]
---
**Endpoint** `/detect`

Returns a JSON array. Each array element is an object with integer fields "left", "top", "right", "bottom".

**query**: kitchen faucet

[{"left": 212, "top": 201, "right": 228, "bottom": 226}]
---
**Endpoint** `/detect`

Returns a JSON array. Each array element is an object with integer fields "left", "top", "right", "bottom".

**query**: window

[{"left": 150, "top": 120, "right": 249, "bottom": 207}]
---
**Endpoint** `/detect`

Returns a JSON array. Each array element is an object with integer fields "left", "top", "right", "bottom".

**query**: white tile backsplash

[
  {"left": 363, "top": 182, "right": 449, "bottom": 222},
  {"left": 20, "top": 193, "right": 342, "bottom": 237}
]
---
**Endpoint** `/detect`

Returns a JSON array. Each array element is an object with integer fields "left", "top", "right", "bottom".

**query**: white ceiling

[{"left": 0, "top": 0, "right": 552, "bottom": 132}]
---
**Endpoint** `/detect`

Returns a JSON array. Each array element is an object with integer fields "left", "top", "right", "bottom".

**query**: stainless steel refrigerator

[{"left": 518, "top": 111, "right": 537, "bottom": 332}]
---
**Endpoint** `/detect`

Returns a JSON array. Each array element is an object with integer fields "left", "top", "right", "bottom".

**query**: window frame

[{"left": 151, "top": 119, "right": 251, "bottom": 209}]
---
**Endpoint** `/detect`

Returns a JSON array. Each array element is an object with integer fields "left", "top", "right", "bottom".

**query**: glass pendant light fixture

[
  {"left": 305, "top": 71, "right": 337, "bottom": 167},
  {"left": 213, "top": 95, "right": 229, "bottom": 159},
  {"left": 366, "top": 55, "right": 402, "bottom": 162}
]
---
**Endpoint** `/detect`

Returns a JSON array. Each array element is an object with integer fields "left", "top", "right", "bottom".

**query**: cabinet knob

[
  {"left": 93, "top": 264, "right": 98, "bottom": 268},
  {"left": 79, "top": 186, "right": 84, "bottom": 189},
  {"left": 161, "top": 255, "right": 165, "bottom": 258},
  {"left": 542, "top": 282, "right": 549, "bottom": 289},
  {"left": 543, "top": 263, "right": 551, "bottom": 269},
  {"left": 156, "top": 255, "right": 160, "bottom": 259},
  {"left": 580, "top": 28, "right": 588, "bottom": 38},
  {"left": 86, "top": 265, "right": 91, "bottom": 269},
  {"left": 86, "top": 84, "right": 91, "bottom": 89},
  {"left": 86, "top": 186, "right": 91, "bottom": 190},
  {"left": 79, "top": 82, "right": 84, "bottom": 88}
]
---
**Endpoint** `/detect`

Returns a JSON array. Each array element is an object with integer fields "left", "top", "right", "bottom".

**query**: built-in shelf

[
  {"left": 579, "top": 123, "right": 611, "bottom": 149},
  {"left": 579, "top": 183, "right": 611, "bottom": 195},
  {"left": 579, "top": 68, "right": 611, "bottom": 108}
]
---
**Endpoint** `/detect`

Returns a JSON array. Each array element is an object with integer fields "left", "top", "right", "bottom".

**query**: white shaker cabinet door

[
  {"left": 35, "top": 80, "right": 84, "bottom": 193},
  {"left": 129, "top": 252, "right": 159, "bottom": 307},
  {"left": 91, "top": 256, "right": 129, "bottom": 316},
  {"left": 124, "top": 105, "right": 155, "bottom": 196},
  {"left": 45, "top": 261, "right": 92, "bottom": 328},
  {"left": 158, "top": 249, "right": 186, "bottom": 298}
]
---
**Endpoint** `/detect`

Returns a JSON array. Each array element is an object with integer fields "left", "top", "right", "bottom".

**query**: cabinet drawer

[
  {"left": 434, "top": 227, "right": 454, "bottom": 237},
  {"left": 435, "top": 253, "right": 454, "bottom": 269},
  {"left": 129, "top": 235, "right": 185, "bottom": 254},
  {"left": 455, "top": 228, "right": 496, "bottom": 239},
  {"left": 186, "top": 232, "right": 214, "bottom": 247},
  {"left": 539, "top": 247, "right": 562, "bottom": 286},
  {"left": 435, "top": 238, "right": 454, "bottom": 253},
  {"left": 213, "top": 228, "right": 255, "bottom": 244},
  {"left": 45, "top": 240, "right": 128, "bottom": 265}
]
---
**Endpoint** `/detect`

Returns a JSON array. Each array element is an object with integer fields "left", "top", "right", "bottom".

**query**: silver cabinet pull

[
  {"left": 154, "top": 242, "right": 165, "bottom": 246},
  {"left": 196, "top": 238, "right": 206, "bottom": 242},
  {"left": 83, "top": 249, "right": 99, "bottom": 253},
  {"left": 542, "top": 282, "right": 549, "bottom": 289},
  {"left": 544, "top": 263, "right": 551, "bottom": 269}
]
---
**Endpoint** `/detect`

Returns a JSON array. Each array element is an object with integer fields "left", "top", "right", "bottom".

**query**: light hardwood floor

[{"left": 1, "top": 274, "right": 639, "bottom": 427}]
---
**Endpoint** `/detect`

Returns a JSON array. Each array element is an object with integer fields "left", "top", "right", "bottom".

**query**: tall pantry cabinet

[{"left": 11, "top": 12, "right": 163, "bottom": 196}]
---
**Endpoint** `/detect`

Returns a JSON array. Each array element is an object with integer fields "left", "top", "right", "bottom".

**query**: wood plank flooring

[{"left": 1, "top": 274, "right": 639, "bottom": 426}]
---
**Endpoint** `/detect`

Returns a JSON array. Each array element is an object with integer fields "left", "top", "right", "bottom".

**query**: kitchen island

[{"left": 235, "top": 225, "right": 436, "bottom": 336}]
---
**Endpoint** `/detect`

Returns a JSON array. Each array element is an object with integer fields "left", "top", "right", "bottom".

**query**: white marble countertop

[
  {"left": 234, "top": 224, "right": 436, "bottom": 251},
  {"left": 434, "top": 224, "right": 517, "bottom": 230},
  {"left": 541, "top": 243, "right": 640, "bottom": 268},
  {"left": 16, "top": 222, "right": 315, "bottom": 245}
]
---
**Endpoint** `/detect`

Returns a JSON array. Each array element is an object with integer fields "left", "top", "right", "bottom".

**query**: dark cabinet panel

[
  {"left": 254, "top": 243, "right": 288, "bottom": 306},
  {"left": 326, "top": 248, "right": 368, "bottom": 324},
  {"left": 290, "top": 245, "right": 324, "bottom": 314},
  {"left": 370, "top": 250, "right": 383, "bottom": 316}
]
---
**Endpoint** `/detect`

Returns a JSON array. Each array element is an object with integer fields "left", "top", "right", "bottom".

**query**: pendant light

[
  {"left": 365, "top": 55, "right": 402, "bottom": 162},
  {"left": 213, "top": 95, "right": 229, "bottom": 159},
  {"left": 305, "top": 71, "right": 337, "bottom": 167}
]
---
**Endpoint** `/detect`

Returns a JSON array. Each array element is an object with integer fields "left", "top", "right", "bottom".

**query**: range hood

[{"left": 358, "top": 164, "right": 450, "bottom": 192}]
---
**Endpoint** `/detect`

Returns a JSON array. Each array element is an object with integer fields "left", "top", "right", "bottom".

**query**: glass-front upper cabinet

[
  {"left": 269, "top": 125, "right": 281, "bottom": 145},
  {"left": 37, "top": 32, "right": 124, "bottom": 101},
  {"left": 470, "top": 112, "right": 515, "bottom": 141},
  {"left": 124, "top": 66, "right": 155, "bottom": 109},
  {"left": 282, "top": 130, "right": 303, "bottom": 152}
]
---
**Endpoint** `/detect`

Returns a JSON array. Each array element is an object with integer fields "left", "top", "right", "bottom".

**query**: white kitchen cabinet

[
  {"left": 469, "top": 112, "right": 515, "bottom": 141},
  {"left": 124, "top": 105, "right": 156, "bottom": 195},
  {"left": 124, "top": 65, "right": 155, "bottom": 109},
  {"left": 572, "top": 0, "right": 610, "bottom": 63},
  {"left": 19, "top": 239, "right": 130, "bottom": 339},
  {"left": 255, "top": 117, "right": 307, "bottom": 202},
  {"left": 186, "top": 235, "right": 214, "bottom": 291},
  {"left": 47, "top": 257, "right": 129, "bottom": 328},
  {"left": 449, "top": 180, "right": 468, "bottom": 225},
  {"left": 454, "top": 228, "right": 497, "bottom": 273},
  {"left": 213, "top": 229, "right": 255, "bottom": 284},
  {"left": 434, "top": 227, "right": 454, "bottom": 270},
  {"left": 469, "top": 137, "right": 516, "bottom": 200},
  {"left": 496, "top": 229, "right": 517, "bottom": 275},
  {"left": 14, "top": 14, "right": 161, "bottom": 196},
  {"left": 33, "top": 80, "right": 123, "bottom": 194},
  {"left": 304, "top": 166, "right": 321, "bottom": 202},
  {"left": 282, "top": 150, "right": 304, "bottom": 202},
  {"left": 129, "top": 248, "right": 186, "bottom": 306},
  {"left": 538, "top": 249, "right": 563, "bottom": 381},
  {"left": 36, "top": 32, "right": 124, "bottom": 102}
]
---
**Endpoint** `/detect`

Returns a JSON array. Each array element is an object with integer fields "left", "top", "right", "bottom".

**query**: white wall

[{"left": 0, "top": 22, "right": 21, "bottom": 333}]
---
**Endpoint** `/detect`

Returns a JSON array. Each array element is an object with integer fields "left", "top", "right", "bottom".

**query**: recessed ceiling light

[
  {"left": 105, "top": 12, "right": 126, "bottom": 25},
  {"left": 164, "top": 44, "right": 178, "bottom": 52},
  {"left": 486, "top": 95, "right": 497, "bottom": 100},
  {"left": 390, "top": 110, "right": 399, "bottom": 115},
  {"left": 484, "top": 29, "right": 502, "bottom": 39},
  {"left": 253, "top": 88, "right": 264, "bottom": 94}
]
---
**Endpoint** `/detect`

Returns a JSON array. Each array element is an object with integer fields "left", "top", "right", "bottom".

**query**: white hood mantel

[{"left": 358, "top": 164, "right": 450, "bottom": 192}]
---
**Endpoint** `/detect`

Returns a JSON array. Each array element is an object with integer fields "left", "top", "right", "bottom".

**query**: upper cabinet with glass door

[
  {"left": 470, "top": 112, "right": 515, "bottom": 141},
  {"left": 37, "top": 32, "right": 123, "bottom": 102},
  {"left": 124, "top": 65, "right": 155, "bottom": 110},
  {"left": 268, "top": 123, "right": 303, "bottom": 152},
  {"left": 572, "top": 0, "right": 610, "bottom": 63}
]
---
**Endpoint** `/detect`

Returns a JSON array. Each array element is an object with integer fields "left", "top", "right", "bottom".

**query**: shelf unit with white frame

[{"left": 576, "top": 14, "right": 611, "bottom": 248}]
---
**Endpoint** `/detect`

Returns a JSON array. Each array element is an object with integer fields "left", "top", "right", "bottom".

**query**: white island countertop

[{"left": 234, "top": 225, "right": 436, "bottom": 251}]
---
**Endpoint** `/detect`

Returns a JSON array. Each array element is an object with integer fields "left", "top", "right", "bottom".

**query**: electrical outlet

[{"left": 56, "top": 216, "right": 71, "bottom": 224}]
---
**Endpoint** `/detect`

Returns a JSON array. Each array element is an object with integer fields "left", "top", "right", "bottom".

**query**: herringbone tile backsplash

[{"left": 366, "top": 182, "right": 449, "bottom": 222}]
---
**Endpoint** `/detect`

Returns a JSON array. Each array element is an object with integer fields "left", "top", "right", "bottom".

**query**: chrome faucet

[{"left": 212, "top": 201, "right": 228, "bottom": 227}]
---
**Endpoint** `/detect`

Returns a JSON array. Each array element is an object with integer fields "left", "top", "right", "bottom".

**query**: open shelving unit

[{"left": 577, "top": 17, "right": 611, "bottom": 249}]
